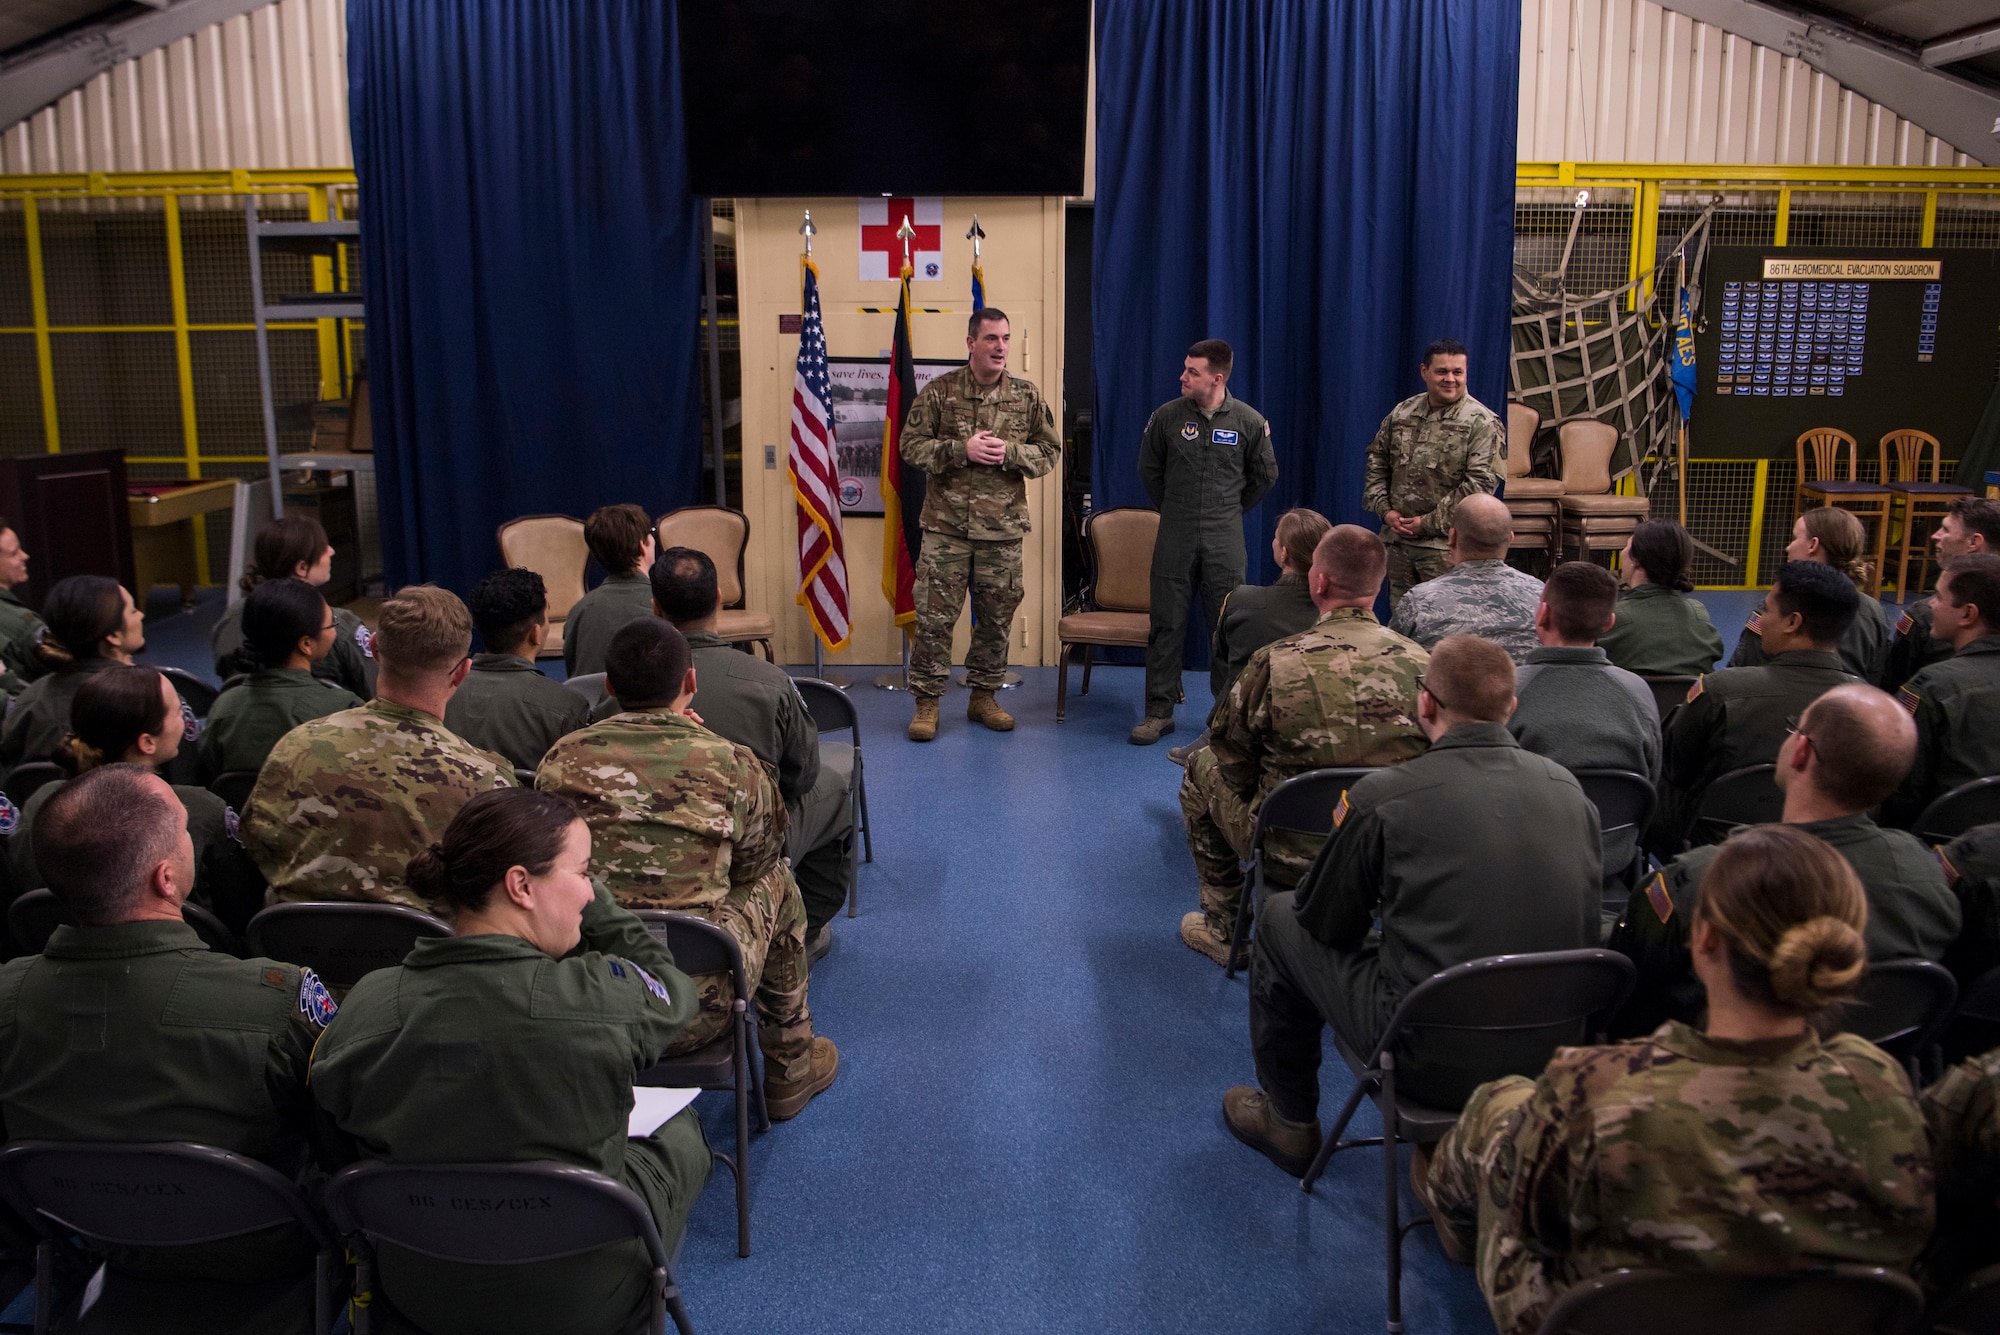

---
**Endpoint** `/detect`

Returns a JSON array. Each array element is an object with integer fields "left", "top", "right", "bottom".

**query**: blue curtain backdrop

[
  {"left": 1092, "top": 0, "right": 1519, "bottom": 608},
  {"left": 347, "top": 0, "right": 705, "bottom": 594}
]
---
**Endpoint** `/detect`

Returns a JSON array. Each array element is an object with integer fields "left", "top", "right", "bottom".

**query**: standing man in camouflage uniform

[
  {"left": 1387, "top": 494, "right": 1545, "bottom": 661},
  {"left": 0, "top": 521, "right": 43, "bottom": 699},
  {"left": 1362, "top": 338, "right": 1504, "bottom": 607},
  {"left": 243, "top": 585, "right": 515, "bottom": 907},
  {"left": 535, "top": 618, "right": 839, "bottom": 1120},
  {"left": 1178, "top": 526, "right": 1427, "bottom": 966},
  {"left": 1131, "top": 339, "right": 1278, "bottom": 746},
  {"left": 899, "top": 308, "right": 1063, "bottom": 742}
]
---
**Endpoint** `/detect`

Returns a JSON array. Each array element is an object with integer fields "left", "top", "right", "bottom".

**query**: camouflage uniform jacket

[
  {"left": 899, "top": 364, "right": 1062, "bottom": 540},
  {"left": 1881, "top": 634, "right": 2000, "bottom": 829},
  {"left": 242, "top": 698, "right": 516, "bottom": 908},
  {"left": 1387, "top": 558, "right": 1546, "bottom": 661},
  {"left": 1361, "top": 391, "right": 1503, "bottom": 547},
  {"left": 534, "top": 708, "right": 789, "bottom": 912},
  {"left": 0, "top": 586, "right": 44, "bottom": 698},
  {"left": 1468, "top": 1023, "right": 1933, "bottom": 1335},
  {"left": 1881, "top": 597, "right": 1950, "bottom": 692},
  {"left": 1920, "top": 1048, "right": 2000, "bottom": 1292},
  {"left": 1940, "top": 821, "right": 2000, "bottom": 989}
]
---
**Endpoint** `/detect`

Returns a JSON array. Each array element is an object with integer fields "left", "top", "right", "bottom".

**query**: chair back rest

[
  {"left": 161, "top": 666, "right": 220, "bottom": 718},
  {"left": 1505, "top": 403, "right": 1541, "bottom": 478},
  {"left": 1254, "top": 768, "right": 1377, "bottom": 846},
  {"left": 0, "top": 1141, "right": 332, "bottom": 1251},
  {"left": 1926, "top": 1262, "right": 2000, "bottom": 1335},
  {"left": 1572, "top": 770, "right": 1657, "bottom": 843},
  {"left": 657, "top": 506, "right": 751, "bottom": 607},
  {"left": 1084, "top": 508, "right": 1160, "bottom": 613},
  {"left": 1637, "top": 675, "right": 1698, "bottom": 721},
  {"left": 564, "top": 672, "right": 610, "bottom": 711},
  {"left": 244, "top": 902, "right": 452, "bottom": 990},
  {"left": 2, "top": 761, "right": 64, "bottom": 808},
  {"left": 497, "top": 516, "right": 589, "bottom": 621},
  {"left": 8, "top": 889, "right": 234, "bottom": 957},
  {"left": 1796, "top": 428, "right": 1860, "bottom": 485},
  {"left": 1557, "top": 420, "right": 1620, "bottom": 495},
  {"left": 225, "top": 477, "right": 275, "bottom": 608},
  {"left": 1842, "top": 959, "right": 1958, "bottom": 1061},
  {"left": 1880, "top": 429, "right": 1942, "bottom": 485},
  {"left": 1533, "top": 1264, "right": 1923, "bottom": 1335},
  {"left": 794, "top": 678, "right": 858, "bottom": 741},
  {"left": 1960, "top": 965, "right": 2000, "bottom": 1025},
  {"left": 326, "top": 1160, "right": 664, "bottom": 1267},
  {"left": 210, "top": 770, "right": 259, "bottom": 812},
  {"left": 631, "top": 910, "right": 748, "bottom": 995},
  {"left": 1914, "top": 777, "right": 2000, "bottom": 847},
  {"left": 1388, "top": 950, "right": 1635, "bottom": 1044},
  {"left": 1689, "top": 764, "right": 1783, "bottom": 846}
]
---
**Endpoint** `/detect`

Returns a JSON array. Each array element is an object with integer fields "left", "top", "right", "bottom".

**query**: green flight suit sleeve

[
  {"left": 1240, "top": 420, "right": 1276, "bottom": 512},
  {"left": 327, "top": 611, "right": 376, "bottom": 699},
  {"left": 1208, "top": 649, "right": 1271, "bottom": 804},
  {"left": 266, "top": 976, "right": 328, "bottom": 1152},
  {"left": 899, "top": 382, "right": 963, "bottom": 473},
  {"left": 1661, "top": 679, "right": 1721, "bottom": 790},
  {"left": 1291, "top": 798, "right": 1387, "bottom": 950},
  {"left": 1138, "top": 411, "right": 1168, "bottom": 509},
  {"left": 1881, "top": 685, "right": 1942, "bottom": 830},
  {"left": 1411, "top": 413, "right": 1502, "bottom": 541},
  {"left": 1000, "top": 389, "right": 1061, "bottom": 480},
  {"left": 774, "top": 687, "right": 821, "bottom": 808},
  {"left": 0, "top": 624, "right": 43, "bottom": 698},
  {"left": 1361, "top": 416, "right": 1394, "bottom": 517},
  {"left": 575, "top": 881, "right": 701, "bottom": 1058}
]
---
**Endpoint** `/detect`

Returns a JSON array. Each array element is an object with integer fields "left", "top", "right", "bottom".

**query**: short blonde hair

[{"left": 374, "top": 585, "right": 472, "bottom": 674}]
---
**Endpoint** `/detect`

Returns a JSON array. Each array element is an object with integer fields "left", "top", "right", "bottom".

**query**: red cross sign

[{"left": 858, "top": 196, "right": 944, "bottom": 282}]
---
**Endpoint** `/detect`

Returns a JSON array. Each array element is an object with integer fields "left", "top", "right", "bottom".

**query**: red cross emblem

[{"left": 859, "top": 197, "right": 943, "bottom": 282}]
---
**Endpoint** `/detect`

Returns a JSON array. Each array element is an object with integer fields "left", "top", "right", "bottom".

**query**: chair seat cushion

[
  {"left": 1887, "top": 481, "right": 1973, "bottom": 496},
  {"left": 1059, "top": 611, "right": 1149, "bottom": 647},
  {"left": 1508, "top": 518, "right": 1556, "bottom": 534},
  {"left": 716, "top": 609, "right": 777, "bottom": 641},
  {"left": 1563, "top": 517, "right": 1644, "bottom": 534},
  {"left": 1559, "top": 494, "right": 1649, "bottom": 516},
  {"left": 1504, "top": 499, "right": 1562, "bottom": 519},
  {"left": 642, "top": 1033, "right": 736, "bottom": 1084},
  {"left": 1803, "top": 480, "right": 1889, "bottom": 495},
  {"left": 1504, "top": 478, "right": 1565, "bottom": 499}
]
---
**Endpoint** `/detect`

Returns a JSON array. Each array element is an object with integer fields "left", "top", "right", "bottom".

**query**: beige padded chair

[
  {"left": 1503, "top": 402, "right": 1561, "bottom": 564},
  {"left": 497, "top": 515, "right": 587, "bottom": 660},
  {"left": 655, "top": 506, "right": 776, "bottom": 660},
  {"left": 1556, "top": 420, "right": 1648, "bottom": 563},
  {"left": 1056, "top": 507, "right": 1159, "bottom": 722}
]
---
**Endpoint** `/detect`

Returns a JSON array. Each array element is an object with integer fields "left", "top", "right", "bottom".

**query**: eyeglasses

[
  {"left": 1416, "top": 674, "right": 1450, "bottom": 711},
  {"left": 1784, "top": 713, "right": 1813, "bottom": 746}
]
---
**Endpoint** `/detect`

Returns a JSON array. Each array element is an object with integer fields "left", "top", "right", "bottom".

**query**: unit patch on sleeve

[
  {"left": 0, "top": 793, "right": 17, "bottom": 838},
  {"left": 633, "top": 964, "right": 672, "bottom": 1005},
  {"left": 355, "top": 624, "right": 376, "bottom": 659},
  {"left": 297, "top": 969, "right": 338, "bottom": 1027}
]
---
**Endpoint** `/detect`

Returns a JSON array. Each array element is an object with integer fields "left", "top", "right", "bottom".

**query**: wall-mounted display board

[{"left": 1691, "top": 247, "right": 2000, "bottom": 460}]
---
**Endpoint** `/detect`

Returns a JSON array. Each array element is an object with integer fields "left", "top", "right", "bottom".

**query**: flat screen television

[{"left": 677, "top": 0, "right": 1089, "bottom": 197}]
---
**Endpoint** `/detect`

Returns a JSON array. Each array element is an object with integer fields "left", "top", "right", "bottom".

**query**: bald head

[
  {"left": 1449, "top": 494, "right": 1513, "bottom": 559},
  {"left": 1310, "top": 525, "right": 1389, "bottom": 607},
  {"left": 1793, "top": 683, "right": 1917, "bottom": 811}
]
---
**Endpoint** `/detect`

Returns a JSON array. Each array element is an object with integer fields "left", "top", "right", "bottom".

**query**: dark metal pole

[{"left": 703, "top": 204, "right": 728, "bottom": 507}]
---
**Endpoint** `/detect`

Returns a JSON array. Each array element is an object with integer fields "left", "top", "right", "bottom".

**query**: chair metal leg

[
  {"left": 33, "top": 1241, "right": 50, "bottom": 1335},
  {"left": 1300, "top": 1065, "right": 1376, "bottom": 1192},
  {"left": 353, "top": 1243, "right": 376, "bottom": 1335},
  {"left": 1056, "top": 643, "right": 1070, "bottom": 722},
  {"left": 314, "top": 1247, "right": 334, "bottom": 1335},
  {"left": 844, "top": 788, "right": 860, "bottom": 918},
  {"left": 1382, "top": 1056, "right": 1404, "bottom": 1335},
  {"left": 665, "top": 1280, "right": 696, "bottom": 1335},
  {"left": 734, "top": 1007, "right": 752, "bottom": 1256},
  {"left": 1225, "top": 863, "right": 1259, "bottom": 981},
  {"left": 855, "top": 751, "right": 872, "bottom": 862},
  {"left": 748, "top": 1013, "right": 772, "bottom": 1132},
  {"left": 1080, "top": 644, "right": 1094, "bottom": 695}
]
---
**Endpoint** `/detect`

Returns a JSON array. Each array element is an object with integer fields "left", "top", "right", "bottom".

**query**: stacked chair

[
  {"left": 1556, "top": 420, "right": 1649, "bottom": 563},
  {"left": 1881, "top": 427, "right": 1970, "bottom": 603},
  {"left": 1502, "top": 403, "right": 1561, "bottom": 568}
]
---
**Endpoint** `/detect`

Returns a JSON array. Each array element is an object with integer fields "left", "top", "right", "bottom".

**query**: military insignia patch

[
  {"left": 1939, "top": 849, "right": 1958, "bottom": 888},
  {"left": 1332, "top": 790, "right": 1350, "bottom": 829},
  {"left": 297, "top": 969, "right": 338, "bottom": 1027},
  {"left": 223, "top": 807, "right": 240, "bottom": 843},
  {"left": 0, "top": 793, "right": 16, "bottom": 838},
  {"left": 1898, "top": 686, "right": 1921, "bottom": 715},
  {"left": 1744, "top": 611, "right": 1762, "bottom": 634},
  {"left": 355, "top": 624, "right": 376, "bottom": 659},
  {"left": 178, "top": 696, "right": 201, "bottom": 741},
  {"left": 1896, "top": 612, "right": 1913, "bottom": 635},
  {"left": 1684, "top": 676, "right": 1704, "bottom": 703},
  {"left": 1180, "top": 421, "right": 1198, "bottom": 441},
  {"left": 608, "top": 960, "right": 627, "bottom": 980},
  {"left": 262, "top": 967, "right": 285, "bottom": 989},
  {"left": 634, "top": 964, "right": 672, "bottom": 1005},
  {"left": 1644, "top": 872, "right": 1673, "bottom": 924},
  {"left": 1212, "top": 428, "right": 1240, "bottom": 445}
]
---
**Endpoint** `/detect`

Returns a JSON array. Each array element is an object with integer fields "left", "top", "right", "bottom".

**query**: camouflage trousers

[
  {"left": 1385, "top": 542, "right": 1450, "bottom": 609},
  {"left": 659, "top": 863, "right": 815, "bottom": 1084},
  {"left": 1179, "top": 747, "right": 1325, "bottom": 938},
  {"left": 908, "top": 532, "right": 1023, "bottom": 697},
  {"left": 1427, "top": 1075, "right": 1550, "bottom": 1332}
]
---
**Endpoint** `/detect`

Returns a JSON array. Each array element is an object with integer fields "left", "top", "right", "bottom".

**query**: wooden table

[{"left": 129, "top": 479, "right": 237, "bottom": 607}]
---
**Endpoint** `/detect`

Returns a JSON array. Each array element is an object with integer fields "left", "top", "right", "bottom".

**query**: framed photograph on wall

[{"left": 829, "top": 356, "right": 961, "bottom": 516}]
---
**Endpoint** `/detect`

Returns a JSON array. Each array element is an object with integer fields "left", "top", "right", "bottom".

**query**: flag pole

[
  {"left": 876, "top": 216, "right": 920, "bottom": 691},
  {"left": 1677, "top": 246, "right": 1689, "bottom": 528}
]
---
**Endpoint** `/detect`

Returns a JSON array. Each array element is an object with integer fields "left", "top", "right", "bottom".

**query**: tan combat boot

[
  {"left": 766, "top": 1037, "right": 840, "bottom": 1121},
  {"left": 908, "top": 696, "right": 940, "bottom": 742},
  {"left": 967, "top": 689, "right": 1014, "bottom": 732},
  {"left": 1222, "top": 1086, "right": 1322, "bottom": 1178}
]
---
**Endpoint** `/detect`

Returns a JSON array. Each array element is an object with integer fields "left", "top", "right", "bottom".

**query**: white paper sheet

[{"left": 628, "top": 1086, "right": 701, "bottom": 1138}]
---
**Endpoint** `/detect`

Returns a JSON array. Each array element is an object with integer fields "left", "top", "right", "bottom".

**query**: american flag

[{"left": 788, "top": 258, "right": 851, "bottom": 650}]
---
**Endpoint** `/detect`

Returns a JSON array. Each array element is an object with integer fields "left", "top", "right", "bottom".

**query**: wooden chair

[
  {"left": 497, "top": 515, "right": 587, "bottom": 661},
  {"left": 1557, "top": 420, "right": 1648, "bottom": 563},
  {"left": 1055, "top": 508, "right": 1158, "bottom": 722},
  {"left": 656, "top": 506, "right": 776, "bottom": 660},
  {"left": 1796, "top": 428, "right": 1890, "bottom": 597},
  {"left": 1881, "top": 428, "right": 1970, "bottom": 604},
  {"left": 1503, "top": 402, "right": 1561, "bottom": 566}
]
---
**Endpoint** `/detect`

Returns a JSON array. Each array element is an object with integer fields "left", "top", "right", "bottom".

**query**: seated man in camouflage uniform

[
  {"left": 243, "top": 585, "right": 515, "bottom": 907},
  {"left": 1922, "top": 1043, "right": 2000, "bottom": 1294},
  {"left": 1419, "top": 826, "right": 1933, "bottom": 1335},
  {"left": 1178, "top": 525, "right": 1427, "bottom": 967},
  {"left": 535, "top": 617, "right": 839, "bottom": 1121},
  {"left": 1386, "top": 493, "right": 1545, "bottom": 663}
]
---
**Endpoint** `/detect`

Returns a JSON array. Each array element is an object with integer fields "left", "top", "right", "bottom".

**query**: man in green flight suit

[
  {"left": 899, "top": 308, "right": 1063, "bottom": 742},
  {"left": 1131, "top": 339, "right": 1278, "bottom": 746},
  {"left": 0, "top": 764, "right": 335, "bottom": 1285},
  {"left": 0, "top": 521, "right": 43, "bottom": 699},
  {"left": 444, "top": 568, "right": 590, "bottom": 771},
  {"left": 1881, "top": 497, "right": 1998, "bottom": 691},
  {"left": 1362, "top": 338, "right": 1504, "bottom": 607},
  {"left": 1883, "top": 553, "right": 2000, "bottom": 828}
]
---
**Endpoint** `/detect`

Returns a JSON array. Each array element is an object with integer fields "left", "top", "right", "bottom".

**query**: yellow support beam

[
  {"left": 1518, "top": 162, "right": 2000, "bottom": 187},
  {"left": 1743, "top": 460, "right": 1771, "bottom": 589},
  {"left": 21, "top": 198, "right": 58, "bottom": 453},
  {"left": 163, "top": 195, "right": 211, "bottom": 586},
  {"left": 1629, "top": 180, "right": 1661, "bottom": 311},
  {"left": 1774, "top": 188, "right": 1791, "bottom": 245},
  {"left": 1920, "top": 190, "right": 1938, "bottom": 247},
  {"left": 307, "top": 186, "right": 342, "bottom": 402}
]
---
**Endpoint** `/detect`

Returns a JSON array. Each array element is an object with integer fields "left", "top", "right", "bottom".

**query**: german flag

[{"left": 879, "top": 257, "right": 923, "bottom": 627}]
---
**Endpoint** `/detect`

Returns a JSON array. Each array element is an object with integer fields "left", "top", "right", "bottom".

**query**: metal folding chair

[
  {"left": 244, "top": 901, "right": 452, "bottom": 992},
  {"left": 564, "top": 671, "right": 611, "bottom": 713},
  {"left": 1226, "top": 768, "right": 1377, "bottom": 980},
  {"left": 1573, "top": 769, "right": 1657, "bottom": 910},
  {"left": 1532, "top": 1264, "right": 1923, "bottom": 1335},
  {"left": 160, "top": 666, "right": 220, "bottom": 719},
  {"left": 1687, "top": 763, "right": 1783, "bottom": 847},
  {"left": 1844, "top": 958, "right": 1958, "bottom": 1079},
  {"left": 1926, "top": 1260, "right": 2000, "bottom": 1335},
  {"left": 326, "top": 1159, "right": 692, "bottom": 1335},
  {"left": 1, "top": 762, "right": 64, "bottom": 809},
  {"left": 1635, "top": 674, "right": 1698, "bottom": 723},
  {"left": 794, "top": 676, "right": 870, "bottom": 918},
  {"left": 1300, "top": 949, "right": 1636, "bottom": 1334},
  {"left": 0, "top": 1140, "right": 338, "bottom": 1335},
  {"left": 1912, "top": 777, "right": 2000, "bottom": 848},
  {"left": 209, "top": 769, "right": 260, "bottom": 812},
  {"left": 8, "top": 888, "right": 236, "bottom": 957},
  {"left": 633, "top": 910, "right": 767, "bottom": 1259}
]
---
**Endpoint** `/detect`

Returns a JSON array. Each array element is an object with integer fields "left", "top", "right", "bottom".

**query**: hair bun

[
  {"left": 1765, "top": 916, "right": 1865, "bottom": 1012},
  {"left": 404, "top": 841, "right": 451, "bottom": 900}
]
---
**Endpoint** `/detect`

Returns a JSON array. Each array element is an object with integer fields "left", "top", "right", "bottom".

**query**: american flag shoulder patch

[
  {"left": 1685, "top": 676, "right": 1705, "bottom": 704},
  {"left": 1939, "top": 849, "right": 1958, "bottom": 888},
  {"left": 1745, "top": 611, "right": 1762, "bottom": 633},
  {"left": 1332, "top": 790, "right": 1350, "bottom": 829},
  {"left": 1898, "top": 686, "right": 1921, "bottom": 715},
  {"left": 1896, "top": 612, "right": 1914, "bottom": 635},
  {"left": 1644, "top": 872, "right": 1673, "bottom": 924}
]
